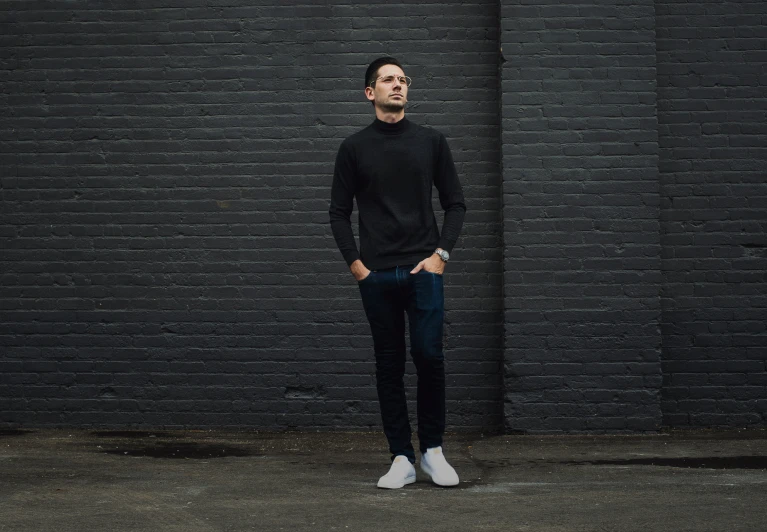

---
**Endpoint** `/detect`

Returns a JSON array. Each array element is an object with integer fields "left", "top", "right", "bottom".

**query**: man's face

[{"left": 365, "top": 64, "right": 408, "bottom": 112}]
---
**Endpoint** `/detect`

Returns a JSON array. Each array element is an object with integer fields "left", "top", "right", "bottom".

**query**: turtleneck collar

[{"left": 371, "top": 116, "right": 409, "bottom": 135}]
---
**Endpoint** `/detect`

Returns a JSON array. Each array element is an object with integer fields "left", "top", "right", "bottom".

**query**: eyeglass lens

[{"left": 377, "top": 75, "right": 411, "bottom": 86}]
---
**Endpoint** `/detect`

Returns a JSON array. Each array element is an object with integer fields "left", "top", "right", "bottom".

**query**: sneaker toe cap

[{"left": 433, "top": 471, "right": 459, "bottom": 486}]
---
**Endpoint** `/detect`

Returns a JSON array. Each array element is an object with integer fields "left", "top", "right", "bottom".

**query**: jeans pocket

[{"left": 358, "top": 270, "right": 375, "bottom": 283}]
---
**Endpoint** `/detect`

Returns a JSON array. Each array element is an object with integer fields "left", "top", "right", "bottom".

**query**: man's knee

[
  {"left": 375, "top": 351, "right": 406, "bottom": 378},
  {"left": 411, "top": 342, "right": 444, "bottom": 363}
]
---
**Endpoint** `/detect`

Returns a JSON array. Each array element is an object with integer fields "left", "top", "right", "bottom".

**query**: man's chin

[{"left": 380, "top": 100, "right": 406, "bottom": 112}]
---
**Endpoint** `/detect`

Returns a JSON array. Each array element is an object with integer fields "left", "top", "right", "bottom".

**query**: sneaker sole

[
  {"left": 377, "top": 475, "right": 416, "bottom": 489},
  {"left": 420, "top": 463, "right": 459, "bottom": 487}
]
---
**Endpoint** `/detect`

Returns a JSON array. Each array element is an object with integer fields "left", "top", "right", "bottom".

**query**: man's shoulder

[
  {"left": 337, "top": 119, "right": 444, "bottom": 148},
  {"left": 408, "top": 121, "right": 445, "bottom": 141}
]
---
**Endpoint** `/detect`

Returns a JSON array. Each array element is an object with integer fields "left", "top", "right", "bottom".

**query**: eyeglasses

[{"left": 370, "top": 74, "right": 412, "bottom": 87}]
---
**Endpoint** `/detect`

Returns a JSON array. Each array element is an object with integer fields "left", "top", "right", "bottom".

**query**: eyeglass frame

[{"left": 368, "top": 74, "right": 413, "bottom": 88}]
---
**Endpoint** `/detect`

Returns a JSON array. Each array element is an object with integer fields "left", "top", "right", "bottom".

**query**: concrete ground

[{"left": 1, "top": 428, "right": 766, "bottom": 531}]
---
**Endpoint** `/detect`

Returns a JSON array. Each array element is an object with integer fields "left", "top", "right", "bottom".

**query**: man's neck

[{"left": 374, "top": 109, "right": 405, "bottom": 123}]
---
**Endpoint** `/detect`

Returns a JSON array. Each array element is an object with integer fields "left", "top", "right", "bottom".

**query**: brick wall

[
  {"left": 0, "top": 1, "right": 504, "bottom": 429},
  {"left": 499, "top": 0, "right": 663, "bottom": 432},
  {"left": 2, "top": 1, "right": 765, "bottom": 432},
  {"left": 657, "top": 0, "right": 767, "bottom": 427}
]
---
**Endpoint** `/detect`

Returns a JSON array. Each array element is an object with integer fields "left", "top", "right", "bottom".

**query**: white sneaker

[
  {"left": 377, "top": 455, "right": 416, "bottom": 489},
  {"left": 420, "top": 446, "right": 459, "bottom": 486}
]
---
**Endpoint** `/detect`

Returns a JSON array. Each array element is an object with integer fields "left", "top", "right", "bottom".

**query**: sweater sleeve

[
  {"left": 434, "top": 133, "right": 466, "bottom": 253},
  {"left": 329, "top": 140, "right": 361, "bottom": 267}
]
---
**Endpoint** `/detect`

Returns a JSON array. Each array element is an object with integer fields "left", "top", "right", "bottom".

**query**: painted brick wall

[
  {"left": 3, "top": 1, "right": 766, "bottom": 433},
  {"left": 657, "top": 0, "right": 767, "bottom": 427},
  {"left": 499, "top": 0, "right": 663, "bottom": 432},
  {"left": 0, "top": 1, "right": 504, "bottom": 429}
]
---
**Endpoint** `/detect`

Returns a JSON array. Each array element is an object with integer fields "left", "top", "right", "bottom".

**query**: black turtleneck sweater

[{"left": 329, "top": 117, "right": 466, "bottom": 271}]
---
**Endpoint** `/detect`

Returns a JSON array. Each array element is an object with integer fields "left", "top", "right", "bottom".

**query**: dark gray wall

[
  {"left": 2, "top": 1, "right": 766, "bottom": 432},
  {"left": 657, "top": 0, "right": 767, "bottom": 427},
  {"left": 0, "top": 1, "right": 504, "bottom": 429},
  {"left": 499, "top": 0, "right": 662, "bottom": 432}
]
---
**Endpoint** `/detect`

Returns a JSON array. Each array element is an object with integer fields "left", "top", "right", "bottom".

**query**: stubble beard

[{"left": 378, "top": 97, "right": 406, "bottom": 113}]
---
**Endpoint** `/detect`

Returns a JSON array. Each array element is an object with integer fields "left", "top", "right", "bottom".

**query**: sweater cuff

[
  {"left": 437, "top": 239, "right": 455, "bottom": 254},
  {"left": 343, "top": 250, "right": 360, "bottom": 267}
]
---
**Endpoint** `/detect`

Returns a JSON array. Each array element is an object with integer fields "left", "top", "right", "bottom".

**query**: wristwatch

[{"left": 434, "top": 248, "right": 450, "bottom": 262}]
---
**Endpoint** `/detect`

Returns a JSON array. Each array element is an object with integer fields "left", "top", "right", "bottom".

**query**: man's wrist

[{"left": 434, "top": 248, "right": 449, "bottom": 262}]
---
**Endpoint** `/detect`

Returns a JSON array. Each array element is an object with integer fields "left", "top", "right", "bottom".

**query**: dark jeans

[{"left": 358, "top": 264, "right": 446, "bottom": 464}]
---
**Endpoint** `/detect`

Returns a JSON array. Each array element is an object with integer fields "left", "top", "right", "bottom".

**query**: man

[{"left": 329, "top": 57, "right": 467, "bottom": 489}]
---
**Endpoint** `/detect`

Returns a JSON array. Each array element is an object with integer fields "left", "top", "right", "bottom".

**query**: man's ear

[{"left": 364, "top": 86, "right": 375, "bottom": 102}]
